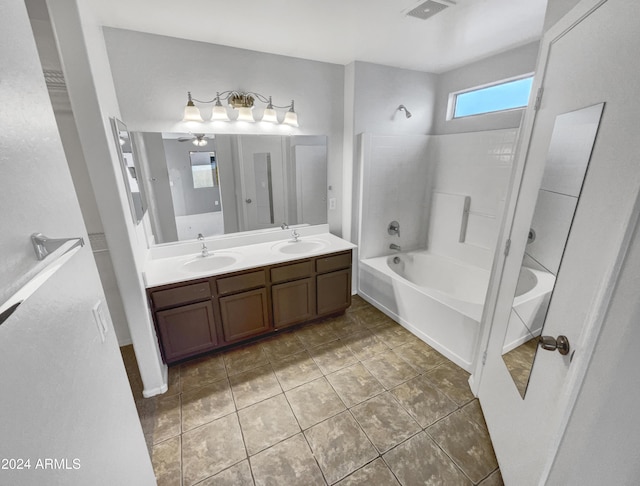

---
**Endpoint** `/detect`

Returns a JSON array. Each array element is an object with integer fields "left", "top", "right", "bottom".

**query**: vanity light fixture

[{"left": 182, "top": 90, "right": 299, "bottom": 126}]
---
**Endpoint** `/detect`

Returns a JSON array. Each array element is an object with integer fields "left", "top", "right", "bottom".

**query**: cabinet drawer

[
  {"left": 151, "top": 282, "right": 211, "bottom": 310},
  {"left": 271, "top": 260, "right": 313, "bottom": 284},
  {"left": 216, "top": 270, "right": 266, "bottom": 295},
  {"left": 316, "top": 252, "right": 351, "bottom": 274}
]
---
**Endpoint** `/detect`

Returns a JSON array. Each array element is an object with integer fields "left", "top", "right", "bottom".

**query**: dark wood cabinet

[
  {"left": 156, "top": 301, "right": 218, "bottom": 362},
  {"left": 219, "top": 288, "right": 270, "bottom": 343},
  {"left": 317, "top": 268, "right": 351, "bottom": 316},
  {"left": 148, "top": 249, "right": 352, "bottom": 364},
  {"left": 272, "top": 277, "right": 315, "bottom": 329}
]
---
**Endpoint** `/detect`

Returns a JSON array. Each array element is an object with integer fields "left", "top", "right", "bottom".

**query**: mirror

[
  {"left": 130, "top": 132, "right": 328, "bottom": 244},
  {"left": 110, "top": 118, "right": 147, "bottom": 224},
  {"left": 501, "top": 103, "right": 605, "bottom": 398}
]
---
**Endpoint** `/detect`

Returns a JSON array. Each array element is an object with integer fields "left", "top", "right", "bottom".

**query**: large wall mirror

[
  {"left": 501, "top": 103, "right": 605, "bottom": 398},
  {"left": 110, "top": 118, "right": 148, "bottom": 224},
  {"left": 130, "top": 133, "right": 328, "bottom": 244}
]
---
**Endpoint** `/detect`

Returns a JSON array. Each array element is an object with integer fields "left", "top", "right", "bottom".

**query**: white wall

[
  {"left": 428, "top": 129, "right": 518, "bottom": 269},
  {"left": 102, "top": 27, "right": 345, "bottom": 235},
  {"left": 46, "top": 0, "right": 166, "bottom": 396},
  {"left": 0, "top": 1, "right": 154, "bottom": 483},
  {"left": 433, "top": 42, "right": 539, "bottom": 135}
]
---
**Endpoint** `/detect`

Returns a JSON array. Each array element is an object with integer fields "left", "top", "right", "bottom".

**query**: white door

[
  {"left": 476, "top": 1, "right": 640, "bottom": 484},
  {"left": 238, "top": 135, "right": 287, "bottom": 230}
]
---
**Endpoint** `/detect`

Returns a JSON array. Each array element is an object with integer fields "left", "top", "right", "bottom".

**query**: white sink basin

[
  {"left": 272, "top": 239, "right": 328, "bottom": 255},
  {"left": 181, "top": 254, "right": 238, "bottom": 273}
]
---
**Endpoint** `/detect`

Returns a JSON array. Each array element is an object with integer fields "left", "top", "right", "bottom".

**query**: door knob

[
  {"left": 245, "top": 198, "right": 252, "bottom": 203},
  {"left": 538, "top": 335, "right": 570, "bottom": 355}
]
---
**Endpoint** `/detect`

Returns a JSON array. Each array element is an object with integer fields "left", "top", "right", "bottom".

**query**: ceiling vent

[{"left": 406, "top": 0, "right": 452, "bottom": 20}]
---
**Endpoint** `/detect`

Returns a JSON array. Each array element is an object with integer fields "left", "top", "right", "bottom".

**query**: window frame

[{"left": 446, "top": 73, "right": 535, "bottom": 121}]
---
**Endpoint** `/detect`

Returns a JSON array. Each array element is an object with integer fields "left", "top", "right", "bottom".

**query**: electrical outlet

[
  {"left": 329, "top": 198, "right": 337, "bottom": 210},
  {"left": 92, "top": 300, "right": 108, "bottom": 343}
]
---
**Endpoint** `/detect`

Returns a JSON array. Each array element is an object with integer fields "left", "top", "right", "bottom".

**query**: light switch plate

[
  {"left": 92, "top": 300, "right": 108, "bottom": 343},
  {"left": 329, "top": 198, "right": 337, "bottom": 210}
]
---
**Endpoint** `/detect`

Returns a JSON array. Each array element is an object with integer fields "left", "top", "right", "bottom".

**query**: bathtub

[{"left": 358, "top": 250, "right": 555, "bottom": 371}]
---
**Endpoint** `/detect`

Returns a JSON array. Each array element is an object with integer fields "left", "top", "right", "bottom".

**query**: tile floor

[{"left": 121, "top": 295, "right": 503, "bottom": 486}]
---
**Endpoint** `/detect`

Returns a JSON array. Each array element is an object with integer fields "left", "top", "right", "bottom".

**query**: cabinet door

[
  {"left": 157, "top": 301, "right": 218, "bottom": 363},
  {"left": 219, "top": 288, "right": 270, "bottom": 343},
  {"left": 317, "top": 269, "right": 351, "bottom": 316},
  {"left": 272, "top": 277, "right": 315, "bottom": 329}
]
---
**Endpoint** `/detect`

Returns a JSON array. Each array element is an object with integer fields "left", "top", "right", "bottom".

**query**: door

[
  {"left": 237, "top": 135, "right": 286, "bottom": 230},
  {"left": 476, "top": 1, "right": 640, "bottom": 484}
]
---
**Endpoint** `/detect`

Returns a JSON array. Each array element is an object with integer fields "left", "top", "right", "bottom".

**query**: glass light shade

[
  {"left": 283, "top": 110, "right": 299, "bottom": 127},
  {"left": 211, "top": 104, "right": 229, "bottom": 121},
  {"left": 193, "top": 138, "right": 208, "bottom": 147},
  {"left": 183, "top": 103, "right": 203, "bottom": 122},
  {"left": 236, "top": 106, "right": 255, "bottom": 122},
  {"left": 261, "top": 107, "right": 279, "bottom": 124}
]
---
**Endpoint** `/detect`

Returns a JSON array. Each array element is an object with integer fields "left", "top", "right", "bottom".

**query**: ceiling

[{"left": 85, "top": 0, "right": 548, "bottom": 73}]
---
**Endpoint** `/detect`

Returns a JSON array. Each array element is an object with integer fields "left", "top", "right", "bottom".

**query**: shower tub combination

[{"left": 358, "top": 250, "right": 555, "bottom": 371}]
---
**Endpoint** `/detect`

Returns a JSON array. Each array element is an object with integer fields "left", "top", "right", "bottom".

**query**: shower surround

[{"left": 357, "top": 129, "right": 518, "bottom": 370}]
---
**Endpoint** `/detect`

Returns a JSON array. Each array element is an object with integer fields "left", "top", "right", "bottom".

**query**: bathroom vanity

[{"left": 144, "top": 231, "right": 355, "bottom": 363}]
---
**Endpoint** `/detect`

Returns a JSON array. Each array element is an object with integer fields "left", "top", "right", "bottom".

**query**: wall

[
  {"left": 46, "top": 0, "right": 166, "bottom": 396},
  {"left": 0, "top": 0, "right": 154, "bottom": 483},
  {"left": 433, "top": 42, "right": 540, "bottom": 135},
  {"left": 102, "top": 28, "right": 345, "bottom": 236},
  {"left": 543, "top": 0, "right": 583, "bottom": 31}
]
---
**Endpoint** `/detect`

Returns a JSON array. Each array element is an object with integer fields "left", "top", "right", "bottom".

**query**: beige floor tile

[
  {"left": 342, "top": 330, "right": 389, "bottom": 361},
  {"left": 427, "top": 410, "right": 498, "bottom": 484},
  {"left": 308, "top": 339, "right": 358, "bottom": 375},
  {"left": 370, "top": 324, "right": 416, "bottom": 349},
  {"left": 137, "top": 394, "right": 182, "bottom": 446},
  {"left": 325, "top": 362, "right": 385, "bottom": 408},
  {"left": 391, "top": 375, "right": 458, "bottom": 428},
  {"left": 182, "top": 413, "right": 247, "bottom": 486},
  {"left": 295, "top": 322, "right": 340, "bottom": 349},
  {"left": 238, "top": 394, "right": 301, "bottom": 456},
  {"left": 304, "top": 411, "right": 378, "bottom": 485},
  {"left": 150, "top": 436, "right": 181, "bottom": 486},
  {"left": 260, "top": 332, "right": 305, "bottom": 362},
  {"left": 461, "top": 399, "right": 488, "bottom": 430},
  {"left": 182, "top": 378, "right": 235, "bottom": 432},
  {"left": 250, "top": 433, "right": 326, "bottom": 486},
  {"left": 198, "top": 460, "right": 254, "bottom": 486},
  {"left": 328, "top": 313, "right": 369, "bottom": 337},
  {"left": 271, "top": 351, "right": 323, "bottom": 391},
  {"left": 180, "top": 354, "right": 227, "bottom": 392},
  {"left": 361, "top": 350, "right": 418, "bottom": 389},
  {"left": 224, "top": 343, "right": 269, "bottom": 376},
  {"left": 383, "top": 432, "right": 471, "bottom": 486},
  {"left": 392, "top": 341, "right": 447, "bottom": 373},
  {"left": 351, "top": 392, "right": 421, "bottom": 454},
  {"left": 335, "top": 458, "right": 400, "bottom": 486},
  {"left": 285, "top": 377, "right": 346, "bottom": 429},
  {"left": 424, "top": 360, "right": 475, "bottom": 406},
  {"left": 229, "top": 365, "right": 282, "bottom": 410},
  {"left": 479, "top": 469, "right": 504, "bottom": 486}
]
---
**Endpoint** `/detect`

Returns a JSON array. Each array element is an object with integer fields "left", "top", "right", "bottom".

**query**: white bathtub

[{"left": 358, "top": 250, "right": 555, "bottom": 371}]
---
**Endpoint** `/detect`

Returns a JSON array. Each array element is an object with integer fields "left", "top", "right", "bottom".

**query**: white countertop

[{"left": 143, "top": 232, "right": 356, "bottom": 289}]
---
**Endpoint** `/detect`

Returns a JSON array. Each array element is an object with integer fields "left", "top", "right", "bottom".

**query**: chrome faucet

[
  {"left": 291, "top": 229, "right": 301, "bottom": 242},
  {"left": 389, "top": 243, "right": 402, "bottom": 251},
  {"left": 388, "top": 221, "right": 400, "bottom": 237},
  {"left": 197, "top": 233, "right": 209, "bottom": 257},
  {"left": 281, "top": 222, "right": 289, "bottom": 230}
]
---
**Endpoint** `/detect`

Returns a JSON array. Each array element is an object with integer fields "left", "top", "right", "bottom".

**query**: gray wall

[
  {"left": 103, "top": 28, "right": 346, "bottom": 235},
  {"left": 433, "top": 42, "right": 540, "bottom": 135},
  {"left": 0, "top": 1, "right": 154, "bottom": 483}
]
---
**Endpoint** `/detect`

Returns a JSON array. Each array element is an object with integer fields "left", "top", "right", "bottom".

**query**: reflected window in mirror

[{"left": 501, "top": 103, "right": 605, "bottom": 398}]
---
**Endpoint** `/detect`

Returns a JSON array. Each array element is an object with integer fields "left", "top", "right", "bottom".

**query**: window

[
  {"left": 190, "top": 151, "right": 219, "bottom": 188},
  {"left": 449, "top": 75, "right": 534, "bottom": 119}
]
